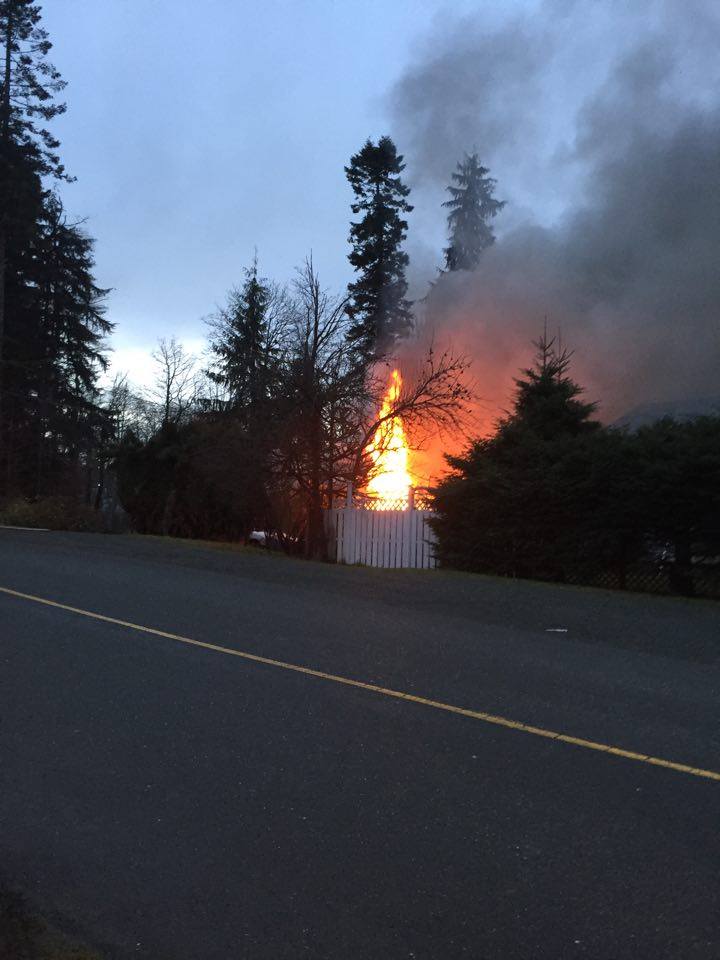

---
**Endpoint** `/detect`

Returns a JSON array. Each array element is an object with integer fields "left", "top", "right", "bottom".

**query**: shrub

[
  {"left": 0, "top": 886, "right": 104, "bottom": 959},
  {"left": 0, "top": 496, "right": 104, "bottom": 532}
]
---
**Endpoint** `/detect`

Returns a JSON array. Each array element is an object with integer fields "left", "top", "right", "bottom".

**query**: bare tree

[
  {"left": 108, "top": 265, "right": 473, "bottom": 553},
  {"left": 268, "top": 258, "right": 366, "bottom": 556},
  {"left": 147, "top": 337, "right": 198, "bottom": 429},
  {"left": 352, "top": 345, "right": 474, "bottom": 484},
  {"left": 268, "top": 258, "right": 473, "bottom": 556},
  {"left": 104, "top": 373, "right": 134, "bottom": 439}
]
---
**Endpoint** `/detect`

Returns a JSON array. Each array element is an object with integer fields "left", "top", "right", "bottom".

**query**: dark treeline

[
  {"left": 106, "top": 137, "right": 473, "bottom": 553},
  {"left": 1, "top": 3, "right": 716, "bottom": 592},
  {"left": 121, "top": 142, "right": 499, "bottom": 555},
  {"left": 76, "top": 130, "right": 472, "bottom": 554},
  {"left": 113, "top": 256, "right": 468, "bottom": 556},
  {"left": 115, "top": 260, "right": 371, "bottom": 554},
  {"left": 431, "top": 337, "right": 720, "bottom": 596},
  {"left": 0, "top": 0, "right": 111, "bottom": 509},
  {"left": 0, "top": 2, "right": 469, "bottom": 547}
]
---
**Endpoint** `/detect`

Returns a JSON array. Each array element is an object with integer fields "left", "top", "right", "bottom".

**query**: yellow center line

[{"left": 2, "top": 584, "right": 718, "bottom": 783}]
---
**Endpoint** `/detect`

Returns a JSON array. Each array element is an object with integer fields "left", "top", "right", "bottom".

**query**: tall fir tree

[
  {"left": 4, "top": 193, "right": 111, "bottom": 495},
  {"left": 345, "top": 136, "right": 413, "bottom": 356},
  {"left": 207, "top": 259, "right": 280, "bottom": 420},
  {"left": 0, "top": 0, "right": 68, "bottom": 380},
  {"left": 443, "top": 153, "right": 504, "bottom": 272},
  {"left": 431, "top": 336, "right": 609, "bottom": 579},
  {"left": 505, "top": 334, "right": 598, "bottom": 441}
]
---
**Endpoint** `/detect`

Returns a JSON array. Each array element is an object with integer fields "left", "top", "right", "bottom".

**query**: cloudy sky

[
  {"left": 44, "top": 0, "right": 485, "bottom": 382},
  {"left": 45, "top": 0, "right": 719, "bottom": 415}
]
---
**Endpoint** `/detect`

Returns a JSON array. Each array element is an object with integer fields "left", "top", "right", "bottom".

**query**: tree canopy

[
  {"left": 431, "top": 335, "right": 720, "bottom": 595},
  {"left": 0, "top": 3, "right": 111, "bottom": 502},
  {"left": 345, "top": 136, "right": 413, "bottom": 356},
  {"left": 443, "top": 153, "right": 504, "bottom": 272}
]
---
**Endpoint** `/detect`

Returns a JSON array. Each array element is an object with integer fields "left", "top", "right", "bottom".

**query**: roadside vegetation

[
  {"left": 0, "top": 2, "right": 472, "bottom": 556},
  {"left": 0, "top": 3, "right": 717, "bottom": 598},
  {"left": 431, "top": 337, "right": 720, "bottom": 597},
  {"left": 0, "top": 887, "right": 103, "bottom": 960},
  {"left": 0, "top": 496, "right": 102, "bottom": 531}
]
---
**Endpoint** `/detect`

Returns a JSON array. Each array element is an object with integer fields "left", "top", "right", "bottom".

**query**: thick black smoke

[{"left": 390, "top": 0, "right": 720, "bottom": 432}]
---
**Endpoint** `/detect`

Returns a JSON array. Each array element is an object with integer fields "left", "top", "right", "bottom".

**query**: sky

[
  {"left": 43, "top": 0, "right": 719, "bottom": 424},
  {"left": 387, "top": 0, "right": 720, "bottom": 432},
  {"left": 44, "top": 0, "right": 489, "bottom": 383}
]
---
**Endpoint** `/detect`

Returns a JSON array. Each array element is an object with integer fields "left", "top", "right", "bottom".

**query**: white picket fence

[{"left": 325, "top": 505, "right": 437, "bottom": 569}]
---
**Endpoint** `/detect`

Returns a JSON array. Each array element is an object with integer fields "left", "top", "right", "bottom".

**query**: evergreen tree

[
  {"left": 635, "top": 416, "right": 720, "bottom": 595},
  {"left": 4, "top": 194, "right": 111, "bottom": 495},
  {"left": 0, "top": 0, "right": 68, "bottom": 380},
  {"left": 443, "top": 153, "right": 504, "bottom": 271},
  {"left": 207, "top": 259, "right": 283, "bottom": 419},
  {"left": 430, "top": 336, "right": 643, "bottom": 581},
  {"left": 345, "top": 136, "right": 413, "bottom": 356},
  {"left": 504, "top": 334, "right": 598, "bottom": 442}
]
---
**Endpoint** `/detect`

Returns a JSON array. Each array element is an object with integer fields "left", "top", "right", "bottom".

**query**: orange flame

[{"left": 366, "top": 369, "right": 414, "bottom": 508}]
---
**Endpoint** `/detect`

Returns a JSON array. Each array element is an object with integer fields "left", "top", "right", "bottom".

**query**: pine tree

[
  {"left": 5, "top": 194, "right": 111, "bottom": 494},
  {"left": 207, "top": 259, "right": 283, "bottom": 420},
  {"left": 431, "top": 336, "right": 616, "bottom": 580},
  {"left": 345, "top": 136, "right": 413, "bottom": 356},
  {"left": 0, "top": 0, "right": 68, "bottom": 380},
  {"left": 443, "top": 153, "right": 504, "bottom": 272},
  {"left": 635, "top": 416, "right": 720, "bottom": 595},
  {"left": 505, "top": 334, "right": 598, "bottom": 442}
]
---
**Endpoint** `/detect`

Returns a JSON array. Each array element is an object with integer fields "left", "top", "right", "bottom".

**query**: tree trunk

[
  {"left": 94, "top": 461, "right": 105, "bottom": 511},
  {"left": 0, "top": 226, "right": 5, "bottom": 365},
  {"left": 0, "top": 225, "right": 6, "bottom": 416},
  {"left": 305, "top": 404, "right": 325, "bottom": 560}
]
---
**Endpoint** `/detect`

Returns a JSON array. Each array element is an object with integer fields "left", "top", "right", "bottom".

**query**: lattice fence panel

[{"left": 566, "top": 565, "right": 720, "bottom": 600}]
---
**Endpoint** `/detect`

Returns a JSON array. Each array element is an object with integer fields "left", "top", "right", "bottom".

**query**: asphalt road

[{"left": 1, "top": 529, "right": 718, "bottom": 959}]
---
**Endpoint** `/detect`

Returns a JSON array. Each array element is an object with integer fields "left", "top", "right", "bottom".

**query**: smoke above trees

[{"left": 388, "top": 0, "right": 720, "bottom": 438}]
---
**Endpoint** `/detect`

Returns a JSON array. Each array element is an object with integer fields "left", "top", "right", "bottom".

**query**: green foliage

[
  {"left": 115, "top": 260, "right": 373, "bottom": 555},
  {"left": 206, "top": 258, "right": 282, "bottom": 418},
  {"left": 443, "top": 153, "right": 505, "bottom": 272},
  {"left": 432, "top": 340, "right": 626, "bottom": 580},
  {"left": 0, "top": 886, "right": 103, "bottom": 959},
  {"left": 0, "top": 3, "right": 110, "bottom": 510},
  {"left": 0, "top": 0, "right": 69, "bottom": 178},
  {"left": 0, "top": 0, "right": 70, "bottom": 387},
  {"left": 345, "top": 136, "right": 413, "bottom": 355},
  {"left": 2, "top": 193, "right": 111, "bottom": 497},
  {"left": 635, "top": 416, "right": 720, "bottom": 551},
  {"left": 115, "top": 418, "right": 272, "bottom": 540},
  {"left": 0, "top": 0, "right": 69, "bottom": 270},
  {"left": 634, "top": 416, "right": 720, "bottom": 593},
  {"left": 431, "top": 337, "right": 720, "bottom": 594},
  {"left": 504, "top": 336, "right": 599, "bottom": 440},
  {"left": 0, "top": 495, "right": 103, "bottom": 531}
]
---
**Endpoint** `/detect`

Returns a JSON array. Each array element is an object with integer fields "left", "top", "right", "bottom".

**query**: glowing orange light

[{"left": 366, "top": 369, "right": 414, "bottom": 508}]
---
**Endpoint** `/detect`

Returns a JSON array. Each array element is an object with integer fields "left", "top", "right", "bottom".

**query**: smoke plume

[{"left": 389, "top": 0, "right": 720, "bottom": 469}]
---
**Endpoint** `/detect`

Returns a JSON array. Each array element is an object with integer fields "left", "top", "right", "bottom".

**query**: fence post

[{"left": 408, "top": 485, "right": 415, "bottom": 510}]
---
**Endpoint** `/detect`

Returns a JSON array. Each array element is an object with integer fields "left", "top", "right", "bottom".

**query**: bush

[
  {"left": 0, "top": 886, "right": 104, "bottom": 959},
  {"left": 0, "top": 496, "right": 104, "bottom": 532},
  {"left": 431, "top": 338, "right": 720, "bottom": 597},
  {"left": 115, "top": 419, "right": 272, "bottom": 540}
]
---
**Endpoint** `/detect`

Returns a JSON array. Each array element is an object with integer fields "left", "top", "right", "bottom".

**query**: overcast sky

[
  {"left": 44, "top": 0, "right": 492, "bottom": 382},
  {"left": 43, "top": 0, "right": 718, "bottom": 407}
]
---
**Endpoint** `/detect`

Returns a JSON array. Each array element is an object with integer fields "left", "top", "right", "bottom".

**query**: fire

[{"left": 366, "top": 369, "right": 414, "bottom": 507}]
